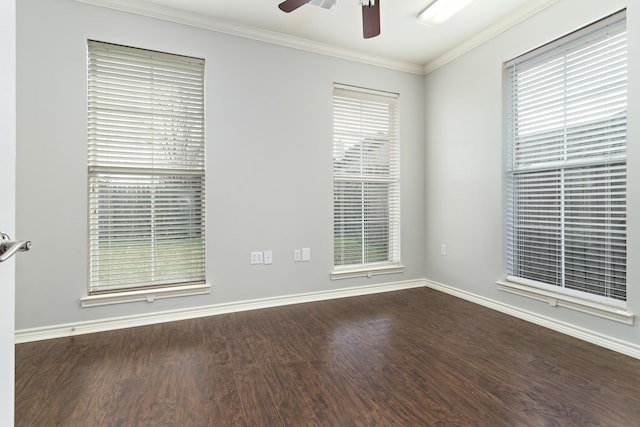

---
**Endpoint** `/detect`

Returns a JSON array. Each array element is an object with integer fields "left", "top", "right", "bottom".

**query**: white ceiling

[{"left": 84, "top": 0, "right": 559, "bottom": 73}]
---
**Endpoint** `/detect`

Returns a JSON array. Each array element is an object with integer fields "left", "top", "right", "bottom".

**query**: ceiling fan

[{"left": 278, "top": 0, "right": 381, "bottom": 39}]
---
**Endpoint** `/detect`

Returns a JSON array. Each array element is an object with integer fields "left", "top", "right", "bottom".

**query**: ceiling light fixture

[
  {"left": 417, "top": 0, "right": 475, "bottom": 27},
  {"left": 309, "top": 0, "right": 336, "bottom": 9}
]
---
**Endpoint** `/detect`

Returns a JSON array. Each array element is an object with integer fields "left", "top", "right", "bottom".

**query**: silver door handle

[{"left": 0, "top": 231, "right": 31, "bottom": 262}]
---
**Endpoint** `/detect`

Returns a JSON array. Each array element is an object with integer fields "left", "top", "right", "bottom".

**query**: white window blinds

[
  {"left": 505, "top": 11, "right": 627, "bottom": 303},
  {"left": 333, "top": 85, "right": 400, "bottom": 268},
  {"left": 88, "top": 40, "right": 206, "bottom": 294}
]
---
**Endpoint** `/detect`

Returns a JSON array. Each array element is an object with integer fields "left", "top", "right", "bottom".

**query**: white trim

[
  {"left": 16, "top": 279, "right": 426, "bottom": 343},
  {"left": 74, "top": 0, "right": 423, "bottom": 74},
  {"left": 331, "top": 264, "right": 405, "bottom": 280},
  {"left": 424, "top": 279, "right": 640, "bottom": 361},
  {"left": 17, "top": 278, "right": 640, "bottom": 361},
  {"left": 74, "top": 0, "right": 559, "bottom": 76},
  {"left": 80, "top": 283, "right": 211, "bottom": 308},
  {"left": 422, "top": 0, "right": 559, "bottom": 74},
  {"left": 333, "top": 83, "right": 399, "bottom": 98},
  {"left": 498, "top": 278, "right": 630, "bottom": 320}
]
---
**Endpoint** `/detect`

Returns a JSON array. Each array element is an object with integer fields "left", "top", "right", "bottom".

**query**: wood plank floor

[{"left": 15, "top": 287, "right": 640, "bottom": 426}]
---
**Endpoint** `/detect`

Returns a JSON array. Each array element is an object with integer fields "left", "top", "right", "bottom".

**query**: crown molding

[
  {"left": 422, "top": 0, "right": 559, "bottom": 74},
  {"left": 74, "top": 0, "right": 424, "bottom": 74},
  {"left": 75, "top": 0, "right": 559, "bottom": 75}
]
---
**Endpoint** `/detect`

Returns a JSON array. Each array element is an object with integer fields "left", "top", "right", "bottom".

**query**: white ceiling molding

[
  {"left": 422, "top": 0, "right": 559, "bottom": 74},
  {"left": 74, "top": 0, "right": 424, "bottom": 74},
  {"left": 75, "top": 0, "right": 558, "bottom": 75}
]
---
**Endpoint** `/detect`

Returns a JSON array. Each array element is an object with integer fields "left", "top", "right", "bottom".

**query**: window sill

[
  {"left": 80, "top": 283, "right": 211, "bottom": 308},
  {"left": 496, "top": 279, "right": 634, "bottom": 325},
  {"left": 331, "top": 264, "right": 405, "bottom": 280}
]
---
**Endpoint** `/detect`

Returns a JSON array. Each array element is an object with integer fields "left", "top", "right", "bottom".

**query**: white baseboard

[
  {"left": 16, "top": 278, "right": 640, "bottom": 361},
  {"left": 424, "top": 279, "right": 640, "bottom": 361},
  {"left": 15, "top": 279, "right": 426, "bottom": 344}
]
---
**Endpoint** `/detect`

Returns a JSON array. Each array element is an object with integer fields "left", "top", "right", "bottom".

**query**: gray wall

[
  {"left": 15, "top": 0, "right": 426, "bottom": 329},
  {"left": 424, "top": 0, "right": 640, "bottom": 345},
  {"left": 16, "top": 0, "right": 640, "bottom": 354}
]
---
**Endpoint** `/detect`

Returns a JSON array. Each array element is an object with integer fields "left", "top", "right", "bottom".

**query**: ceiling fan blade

[
  {"left": 362, "top": 0, "right": 380, "bottom": 39},
  {"left": 278, "top": 0, "right": 310, "bottom": 13}
]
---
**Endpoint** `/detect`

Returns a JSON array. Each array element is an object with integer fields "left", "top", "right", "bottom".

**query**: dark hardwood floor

[{"left": 15, "top": 287, "right": 640, "bottom": 426}]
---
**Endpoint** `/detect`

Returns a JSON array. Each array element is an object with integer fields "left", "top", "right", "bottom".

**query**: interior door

[{"left": 0, "top": 0, "right": 17, "bottom": 425}]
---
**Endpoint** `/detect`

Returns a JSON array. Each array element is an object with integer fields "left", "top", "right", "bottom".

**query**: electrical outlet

[
  {"left": 250, "top": 251, "right": 263, "bottom": 264},
  {"left": 440, "top": 244, "right": 447, "bottom": 256},
  {"left": 293, "top": 249, "right": 302, "bottom": 262},
  {"left": 302, "top": 247, "right": 311, "bottom": 262},
  {"left": 264, "top": 250, "right": 273, "bottom": 265}
]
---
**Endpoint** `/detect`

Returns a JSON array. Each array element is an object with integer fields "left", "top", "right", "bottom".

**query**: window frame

[
  {"left": 331, "top": 84, "right": 403, "bottom": 280},
  {"left": 84, "top": 40, "right": 208, "bottom": 305},
  {"left": 500, "top": 10, "right": 631, "bottom": 322}
]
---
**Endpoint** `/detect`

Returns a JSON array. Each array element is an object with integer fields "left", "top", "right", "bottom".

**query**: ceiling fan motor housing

[{"left": 279, "top": 0, "right": 380, "bottom": 39}]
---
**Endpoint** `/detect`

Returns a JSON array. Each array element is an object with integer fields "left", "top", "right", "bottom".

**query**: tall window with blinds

[
  {"left": 88, "top": 40, "right": 206, "bottom": 294},
  {"left": 505, "top": 11, "right": 627, "bottom": 304},
  {"left": 332, "top": 85, "right": 400, "bottom": 273}
]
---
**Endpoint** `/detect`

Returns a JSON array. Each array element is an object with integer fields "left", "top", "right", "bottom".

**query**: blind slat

[
  {"left": 88, "top": 40, "right": 206, "bottom": 294},
  {"left": 333, "top": 85, "right": 400, "bottom": 267},
  {"left": 505, "top": 11, "right": 627, "bottom": 303}
]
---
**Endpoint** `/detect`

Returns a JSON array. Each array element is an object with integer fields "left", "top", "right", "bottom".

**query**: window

[
  {"left": 504, "top": 11, "right": 627, "bottom": 307},
  {"left": 87, "top": 40, "right": 206, "bottom": 295},
  {"left": 332, "top": 84, "right": 402, "bottom": 279}
]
